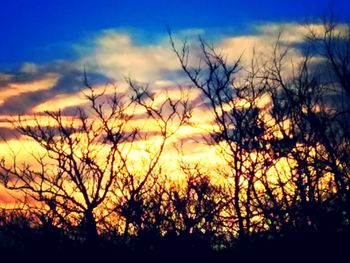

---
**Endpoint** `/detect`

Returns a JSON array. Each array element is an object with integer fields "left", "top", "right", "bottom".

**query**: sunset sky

[{"left": 1, "top": 0, "right": 350, "bottom": 204}]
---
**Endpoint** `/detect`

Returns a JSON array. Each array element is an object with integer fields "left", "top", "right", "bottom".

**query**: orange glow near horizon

[
  {"left": 0, "top": 23, "right": 344, "bottom": 234},
  {"left": 0, "top": 81, "right": 322, "bottom": 208}
]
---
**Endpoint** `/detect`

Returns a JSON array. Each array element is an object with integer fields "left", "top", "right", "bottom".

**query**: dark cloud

[
  {"left": 0, "top": 127, "right": 20, "bottom": 140},
  {"left": 0, "top": 61, "right": 109, "bottom": 115},
  {"left": 0, "top": 89, "right": 53, "bottom": 114}
]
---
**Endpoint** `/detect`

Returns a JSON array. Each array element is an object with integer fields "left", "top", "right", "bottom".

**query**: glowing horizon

[
  {"left": 1, "top": 1, "right": 350, "bottom": 212},
  {"left": 0, "top": 20, "right": 345, "bottom": 206}
]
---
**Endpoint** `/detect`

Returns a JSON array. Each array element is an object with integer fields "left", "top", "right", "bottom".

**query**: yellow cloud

[{"left": 32, "top": 82, "right": 129, "bottom": 112}]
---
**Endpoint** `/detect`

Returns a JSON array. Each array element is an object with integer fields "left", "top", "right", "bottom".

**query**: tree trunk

[{"left": 84, "top": 208, "right": 98, "bottom": 247}]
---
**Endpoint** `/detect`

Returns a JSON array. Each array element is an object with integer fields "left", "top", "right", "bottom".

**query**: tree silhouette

[
  {"left": 169, "top": 17, "right": 350, "bottom": 242},
  {"left": 0, "top": 16, "right": 349, "bottom": 262},
  {"left": 0, "top": 78, "right": 191, "bottom": 246}
]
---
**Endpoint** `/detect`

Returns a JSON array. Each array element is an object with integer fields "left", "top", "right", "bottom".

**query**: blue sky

[{"left": 1, "top": 0, "right": 350, "bottom": 68}]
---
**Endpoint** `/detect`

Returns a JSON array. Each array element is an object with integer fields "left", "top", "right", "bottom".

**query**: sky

[
  {"left": 1, "top": 0, "right": 350, "bottom": 67},
  {"left": 1, "top": 0, "right": 350, "bottom": 203}
]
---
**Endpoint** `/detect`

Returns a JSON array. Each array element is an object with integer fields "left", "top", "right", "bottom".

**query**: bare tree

[
  {"left": 0, "top": 87, "right": 131, "bottom": 244},
  {"left": 111, "top": 79, "right": 192, "bottom": 241},
  {"left": 0, "top": 78, "right": 192, "bottom": 245},
  {"left": 169, "top": 18, "right": 350, "bottom": 239},
  {"left": 260, "top": 20, "right": 350, "bottom": 232},
  {"left": 169, "top": 33, "right": 272, "bottom": 238},
  {"left": 0, "top": 16, "right": 349, "bottom": 257}
]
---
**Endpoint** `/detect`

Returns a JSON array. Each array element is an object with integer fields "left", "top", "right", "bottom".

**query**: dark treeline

[{"left": 1, "top": 18, "right": 350, "bottom": 262}]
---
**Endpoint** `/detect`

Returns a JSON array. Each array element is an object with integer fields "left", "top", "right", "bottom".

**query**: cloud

[
  {"left": 0, "top": 61, "right": 109, "bottom": 115},
  {"left": 81, "top": 31, "right": 182, "bottom": 84},
  {"left": 0, "top": 73, "right": 59, "bottom": 106},
  {"left": 0, "top": 127, "right": 19, "bottom": 140},
  {"left": 32, "top": 80, "right": 129, "bottom": 113},
  {"left": 0, "top": 22, "right": 340, "bottom": 117},
  {"left": 214, "top": 23, "right": 313, "bottom": 68},
  {"left": 0, "top": 22, "right": 324, "bottom": 123}
]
